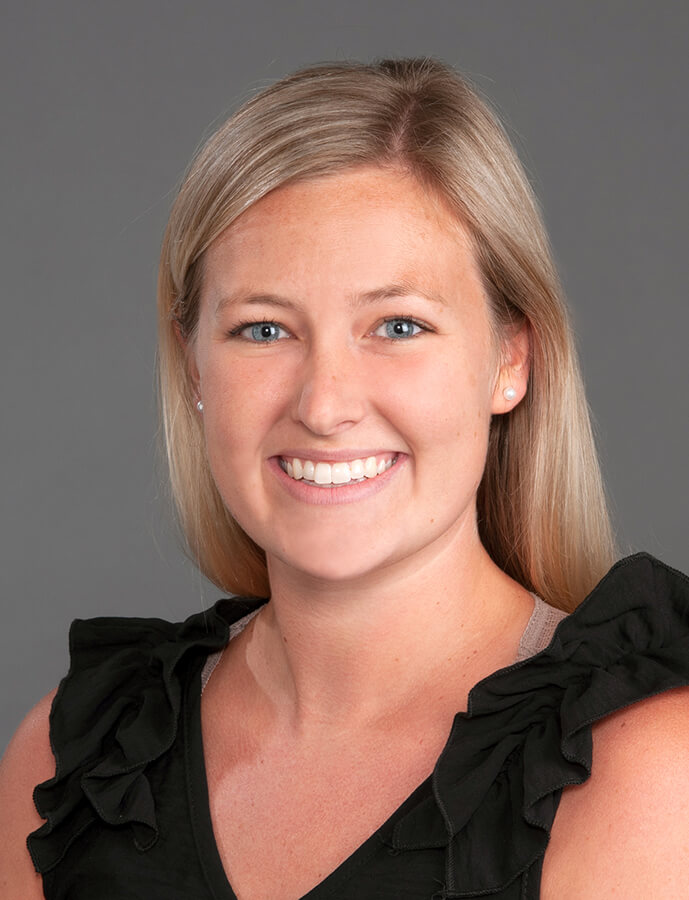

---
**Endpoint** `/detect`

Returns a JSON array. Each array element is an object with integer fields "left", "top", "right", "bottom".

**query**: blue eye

[
  {"left": 233, "top": 321, "right": 288, "bottom": 342},
  {"left": 375, "top": 318, "right": 424, "bottom": 340}
]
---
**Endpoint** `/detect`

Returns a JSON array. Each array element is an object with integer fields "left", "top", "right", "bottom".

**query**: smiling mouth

[{"left": 278, "top": 453, "right": 400, "bottom": 487}]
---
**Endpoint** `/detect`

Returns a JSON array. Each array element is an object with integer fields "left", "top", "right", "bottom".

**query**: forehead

[{"left": 202, "top": 165, "right": 484, "bottom": 303}]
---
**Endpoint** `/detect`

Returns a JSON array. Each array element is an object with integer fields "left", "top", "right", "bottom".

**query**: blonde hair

[{"left": 158, "top": 58, "right": 616, "bottom": 611}]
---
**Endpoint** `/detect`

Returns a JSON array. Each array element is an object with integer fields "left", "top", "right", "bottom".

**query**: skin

[
  {"left": 188, "top": 165, "right": 533, "bottom": 726},
  {"left": 2, "top": 165, "right": 689, "bottom": 898},
  {"left": 192, "top": 165, "right": 523, "bottom": 593},
  {"left": 188, "top": 166, "right": 538, "bottom": 896}
]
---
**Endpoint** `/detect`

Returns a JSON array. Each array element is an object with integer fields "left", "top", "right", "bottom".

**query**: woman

[{"left": 2, "top": 58, "right": 689, "bottom": 899}]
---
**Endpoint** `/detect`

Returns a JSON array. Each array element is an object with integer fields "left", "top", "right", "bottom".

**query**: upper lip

[{"left": 274, "top": 449, "right": 401, "bottom": 462}]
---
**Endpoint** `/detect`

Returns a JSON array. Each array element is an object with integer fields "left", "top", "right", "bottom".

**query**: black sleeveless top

[{"left": 27, "top": 553, "right": 689, "bottom": 899}]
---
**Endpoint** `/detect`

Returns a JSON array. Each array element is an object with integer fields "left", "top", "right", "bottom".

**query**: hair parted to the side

[{"left": 158, "top": 57, "right": 616, "bottom": 611}]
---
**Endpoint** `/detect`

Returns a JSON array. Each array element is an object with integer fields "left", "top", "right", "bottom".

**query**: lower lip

[{"left": 268, "top": 455, "right": 407, "bottom": 506}]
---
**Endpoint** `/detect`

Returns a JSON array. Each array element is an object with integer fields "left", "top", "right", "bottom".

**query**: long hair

[{"left": 157, "top": 58, "right": 616, "bottom": 611}]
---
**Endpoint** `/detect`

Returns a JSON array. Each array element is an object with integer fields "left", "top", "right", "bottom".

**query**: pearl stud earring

[
  {"left": 503, "top": 386, "right": 517, "bottom": 401},
  {"left": 196, "top": 399, "right": 204, "bottom": 412}
]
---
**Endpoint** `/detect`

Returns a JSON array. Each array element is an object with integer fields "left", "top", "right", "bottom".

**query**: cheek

[
  {"left": 388, "top": 350, "right": 495, "bottom": 509},
  {"left": 204, "top": 353, "right": 286, "bottom": 417},
  {"left": 389, "top": 350, "right": 494, "bottom": 440},
  {"left": 200, "top": 355, "right": 289, "bottom": 478}
]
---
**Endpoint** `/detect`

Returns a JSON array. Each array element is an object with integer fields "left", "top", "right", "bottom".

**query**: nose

[{"left": 293, "top": 342, "right": 367, "bottom": 436}]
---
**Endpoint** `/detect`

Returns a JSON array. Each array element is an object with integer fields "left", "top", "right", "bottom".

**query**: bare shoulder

[
  {"left": 542, "top": 685, "right": 689, "bottom": 898},
  {"left": 0, "top": 690, "right": 57, "bottom": 899}
]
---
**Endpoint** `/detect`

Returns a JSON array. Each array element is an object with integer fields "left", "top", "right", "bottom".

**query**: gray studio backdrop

[{"left": 2, "top": 0, "right": 687, "bottom": 752}]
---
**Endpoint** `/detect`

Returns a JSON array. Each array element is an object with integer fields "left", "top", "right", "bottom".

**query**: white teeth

[
  {"left": 314, "top": 462, "right": 331, "bottom": 485},
  {"left": 364, "top": 456, "right": 378, "bottom": 478},
  {"left": 349, "top": 459, "right": 364, "bottom": 479},
  {"left": 331, "top": 462, "right": 352, "bottom": 484},
  {"left": 281, "top": 454, "right": 398, "bottom": 486}
]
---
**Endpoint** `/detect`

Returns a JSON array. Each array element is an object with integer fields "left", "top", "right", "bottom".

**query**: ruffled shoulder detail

[
  {"left": 391, "top": 553, "right": 689, "bottom": 896},
  {"left": 27, "top": 596, "right": 266, "bottom": 874}
]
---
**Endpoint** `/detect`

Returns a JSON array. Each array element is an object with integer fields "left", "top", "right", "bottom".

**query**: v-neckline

[
  {"left": 183, "top": 653, "right": 436, "bottom": 900},
  {"left": 185, "top": 593, "right": 563, "bottom": 898}
]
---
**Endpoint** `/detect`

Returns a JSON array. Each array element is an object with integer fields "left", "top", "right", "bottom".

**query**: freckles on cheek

[
  {"left": 206, "top": 358, "right": 275, "bottom": 405},
  {"left": 394, "top": 358, "right": 457, "bottom": 422},
  {"left": 203, "top": 359, "right": 291, "bottom": 463}
]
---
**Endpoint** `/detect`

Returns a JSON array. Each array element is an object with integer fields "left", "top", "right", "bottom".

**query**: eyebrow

[{"left": 214, "top": 280, "right": 449, "bottom": 318}]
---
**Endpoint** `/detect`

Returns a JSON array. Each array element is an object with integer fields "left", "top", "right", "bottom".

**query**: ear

[
  {"left": 174, "top": 320, "right": 202, "bottom": 399},
  {"left": 491, "top": 320, "right": 531, "bottom": 414}
]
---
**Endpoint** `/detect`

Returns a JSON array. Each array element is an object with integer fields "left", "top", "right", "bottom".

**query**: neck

[{"left": 235, "top": 525, "right": 533, "bottom": 734}]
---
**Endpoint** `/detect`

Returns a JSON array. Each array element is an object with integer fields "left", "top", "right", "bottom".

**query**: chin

[
  {"left": 269, "top": 536, "right": 399, "bottom": 586},
  {"left": 285, "top": 555, "right": 383, "bottom": 585}
]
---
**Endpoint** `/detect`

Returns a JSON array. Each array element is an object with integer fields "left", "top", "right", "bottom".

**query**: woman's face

[{"left": 190, "top": 166, "right": 527, "bottom": 586}]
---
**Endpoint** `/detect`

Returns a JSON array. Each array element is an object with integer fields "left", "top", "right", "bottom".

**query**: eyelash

[
  {"left": 374, "top": 317, "right": 430, "bottom": 341},
  {"left": 228, "top": 320, "right": 290, "bottom": 343},
  {"left": 227, "top": 316, "right": 432, "bottom": 344}
]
